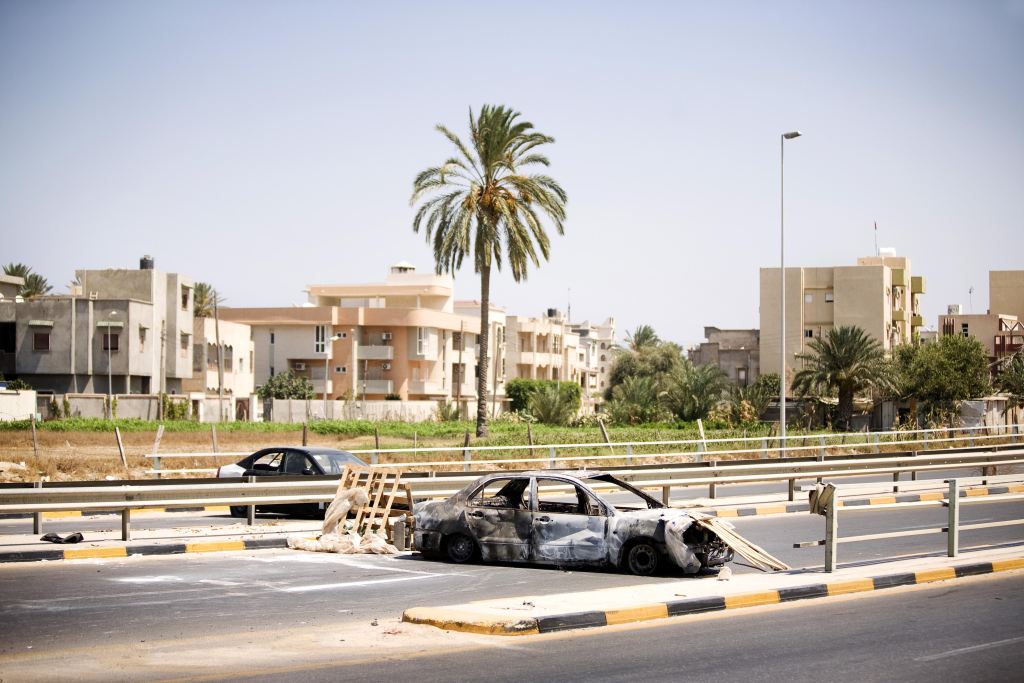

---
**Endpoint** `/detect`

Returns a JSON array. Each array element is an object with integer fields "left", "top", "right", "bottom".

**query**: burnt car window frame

[
  {"left": 468, "top": 477, "right": 529, "bottom": 510},
  {"left": 534, "top": 476, "right": 604, "bottom": 516},
  {"left": 250, "top": 450, "right": 285, "bottom": 473},
  {"left": 280, "top": 450, "right": 310, "bottom": 475}
]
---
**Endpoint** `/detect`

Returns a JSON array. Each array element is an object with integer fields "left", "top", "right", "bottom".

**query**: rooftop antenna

[
  {"left": 874, "top": 221, "right": 879, "bottom": 257},
  {"left": 567, "top": 287, "right": 571, "bottom": 323},
  {"left": 968, "top": 286, "right": 974, "bottom": 313}
]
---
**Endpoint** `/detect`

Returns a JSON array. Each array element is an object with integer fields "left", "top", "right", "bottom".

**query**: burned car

[{"left": 413, "top": 471, "right": 735, "bottom": 576}]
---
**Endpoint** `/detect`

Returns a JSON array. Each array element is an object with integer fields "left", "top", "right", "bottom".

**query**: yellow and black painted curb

[
  {"left": 0, "top": 506, "right": 231, "bottom": 521},
  {"left": 402, "top": 556, "right": 1024, "bottom": 636},
  {"left": 0, "top": 537, "right": 287, "bottom": 563},
  {"left": 704, "top": 482, "right": 1024, "bottom": 518}
]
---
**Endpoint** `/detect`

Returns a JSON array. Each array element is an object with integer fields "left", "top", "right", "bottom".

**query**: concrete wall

[
  {"left": 0, "top": 390, "right": 36, "bottom": 421},
  {"left": 268, "top": 399, "right": 442, "bottom": 423},
  {"left": 990, "top": 271, "right": 1024, "bottom": 321}
]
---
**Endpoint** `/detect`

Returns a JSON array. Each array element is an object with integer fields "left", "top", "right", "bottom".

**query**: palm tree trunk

[
  {"left": 476, "top": 263, "right": 490, "bottom": 437},
  {"left": 838, "top": 387, "right": 854, "bottom": 432}
]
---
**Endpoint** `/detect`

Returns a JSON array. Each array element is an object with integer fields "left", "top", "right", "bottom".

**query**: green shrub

[{"left": 505, "top": 378, "right": 581, "bottom": 416}]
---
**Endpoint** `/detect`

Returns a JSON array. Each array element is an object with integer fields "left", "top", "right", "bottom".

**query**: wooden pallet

[{"left": 337, "top": 465, "right": 411, "bottom": 538}]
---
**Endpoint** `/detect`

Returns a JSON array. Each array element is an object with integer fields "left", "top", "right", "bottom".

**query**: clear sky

[{"left": 2, "top": 1, "right": 1022, "bottom": 347}]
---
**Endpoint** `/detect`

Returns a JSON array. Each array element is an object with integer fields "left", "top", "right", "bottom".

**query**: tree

[
  {"left": 412, "top": 105, "right": 567, "bottom": 437},
  {"left": 528, "top": 384, "right": 577, "bottom": 426},
  {"left": 255, "top": 371, "right": 314, "bottom": 400},
  {"left": 605, "top": 340, "right": 686, "bottom": 400},
  {"left": 624, "top": 325, "right": 659, "bottom": 352},
  {"left": 193, "top": 282, "right": 220, "bottom": 318},
  {"left": 791, "top": 326, "right": 890, "bottom": 431},
  {"left": 725, "top": 383, "right": 771, "bottom": 425},
  {"left": 896, "top": 334, "right": 992, "bottom": 423},
  {"left": 605, "top": 375, "right": 671, "bottom": 425},
  {"left": 3, "top": 263, "right": 51, "bottom": 298},
  {"left": 662, "top": 361, "right": 731, "bottom": 421},
  {"left": 997, "top": 352, "right": 1024, "bottom": 418}
]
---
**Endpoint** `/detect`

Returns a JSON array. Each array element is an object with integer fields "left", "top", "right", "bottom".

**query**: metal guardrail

[
  {"left": 145, "top": 423, "right": 1023, "bottom": 477},
  {"left": 795, "top": 477, "right": 1024, "bottom": 572},
  {"left": 4, "top": 446, "right": 1023, "bottom": 542}
]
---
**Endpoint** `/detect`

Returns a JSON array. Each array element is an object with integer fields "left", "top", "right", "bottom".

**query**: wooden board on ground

[{"left": 337, "top": 465, "right": 406, "bottom": 538}]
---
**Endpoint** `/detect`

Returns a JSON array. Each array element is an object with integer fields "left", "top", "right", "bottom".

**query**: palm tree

[
  {"left": 412, "top": 105, "right": 567, "bottom": 437},
  {"left": 606, "top": 375, "right": 670, "bottom": 425},
  {"left": 624, "top": 325, "right": 659, "bottom": 352},
  {"left": 792, "top": 325, "right": 890, "bottom": 431},
  {"left": 193, "top": 282, "right": 219, "bottom": 318},
  {"left": 3, "top": 263, "right": 51, "bottom": 298},
  {"left": 663, "top": 361, "right": 731, "bottom": 421}
]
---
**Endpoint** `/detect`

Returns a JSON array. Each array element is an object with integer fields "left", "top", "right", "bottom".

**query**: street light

[
  {"left": 106, "top": 310, "right": 120, "bottom": 420},
  {"left": 324, "top": 332, "right": 345, "bottom": 418},
  {"left": 780, "top": 130, "right": 802, "bottom": 445}
]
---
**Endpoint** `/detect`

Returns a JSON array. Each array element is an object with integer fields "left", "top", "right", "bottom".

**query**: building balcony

[
  {"left": 912, "top": 275, "right": 926, "bottom": 294},
  {"left": 911, "top": 314, "right": 924, "bottom": 327},
  {"left": 892, "top": 309, "right": 907, "bottom": 322},
  {"left": 360, "top": 345, "right": 394, "bottom": 360},
  {"left": 409, "top": 379, "right": 447, "bottom": 396},
  {"left": 891, "top": 269, "right": 909, "bottom": 288},
  {"left": 357, "top": 379, "right": 393, "bottom": 395}
]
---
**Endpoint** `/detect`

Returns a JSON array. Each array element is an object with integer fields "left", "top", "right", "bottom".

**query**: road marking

[
  {"left": 281, "top": 573, "right": 451, "bottom": 593},
  {"left": 114, "top": 575, "right": 184, "bottom": 584},
  {"left": 915, "top": 635, "right": 1024, "bottom": 662}
]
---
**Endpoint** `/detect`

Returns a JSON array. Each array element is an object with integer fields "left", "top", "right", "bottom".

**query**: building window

[
  {"left": 805, "top": 293, "right": 813, "bottom": 304},
  {"left": 961, "top": 323, "right": 969, "bottom": 338},
  {"left": 804, "top": 329, "right": 813, "bottom": 338},
  {"left": 416, "top": 327, "right": 427, "bottom": 355},
  {"left": 180, "top": 334, "right": 189, "bottom": 358},
  {"left": 139, "top": 327, "right": 146, "bottom": 352},
  {"left": 738, "top": 368, "right": 748, "bottom": 385},
  {"left": 553, "top": 336, "right": 561, "bottom": 353},
  {"left": 314, "top": 325, "right": 326, "bottom": 353},
  {"left": 103, "top": 333, "right": 120, "bottom": 351},
  {"left": 33, "top": 332, "right": 50, "bottom": 351},
  {"left": 453, "top": 332, "right": 463, "bottom": 350},
  {"left": 600, "top": 354, "right": 606, "bottom": 362},
  {"left": 336, "top": 366, "right": 347, "bottom": 374},
  {"left": 270, "top": 366, "right": 275, "bottom": 377},
  {"left": 270, "top": 331, "right": 275, "bottom": 344},
  {"left": 825, "top": 292, "right": 834, "bottom": 303},
  {"left": 181, "top": 285, "right": 190, "bottom": 310}
]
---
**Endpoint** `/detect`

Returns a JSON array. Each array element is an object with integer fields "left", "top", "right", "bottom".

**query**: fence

[
  {"left": 147, "top": 423, "right": 1024, "bottom": 477},
  {"left": 795, "top": 476, "right": 1024, "bottom": 571}
]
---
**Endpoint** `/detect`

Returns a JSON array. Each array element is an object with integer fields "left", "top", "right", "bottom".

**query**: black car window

[
  {"left": 469, "top": 478, "right": 528, "bottom": 509},
  {"left": 250, "top": 452, "right": 283, "bottom": 472},
  {"left": 536, "top": 478, "right": 598, "bottom": 515},
  {"left": 281, "top": 452, "right": 308, "bottom": 475}
]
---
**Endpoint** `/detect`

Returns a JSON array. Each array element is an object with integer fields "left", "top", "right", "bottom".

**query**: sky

[{"left": 2, "top": 0, "right": 1022, "bottom": 348}]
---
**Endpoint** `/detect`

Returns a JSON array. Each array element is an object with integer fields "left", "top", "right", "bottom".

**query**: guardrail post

[
  {"left": 625, "top": 444, "right": 633, "bottom": 466},
  {"left": 923, "top": 430, "right": 929, "bottom": 449},
  {"left": 548, "top": 446, "right": 556, "bottom": 469},
  {"left": 892, "top": 472, "right": 900, "bottom": 493},
  {"left": 873, "top": 433, "right": 880, "bottom": 454},
  {"left": 825, "top": 501, "right": 838, "bottom": 572},
  {"left": 708, "top": 461, "right": 717, "bottom": 499},
  {"left": 1012, "top": 424, "right": 1019, "bottom": 445},
  {"left": 246, "top": 475, "right": 256, "bottom": 526},
  {"left": 818, "top": 435, "right": 826, "bottom": 460},
  {"left": 695, "top": 441, "right": 704, "bottom": 464},
  {"left": 462, "top": 432, "right": 471, "bottom": 472},
  {"left": 662, "top": 486, "right": 671, "bottom": 505},
  {"left": 121, "top": 508, "right": 131, "bottom": 542},
  {"left": 32, "top": 481, "right": 43, "bottom": 536},
  {"left": 947, "top": 479, "right": 959, "bottom": 557},
  {"left": 152, "top": 424, "right": 165, "bottom": 479},
  {"left": 787, "top": 478, "right": 795, "bottom": 502},
  {"left": 761, "top": 438, "right": 768, "bottom": 459}
]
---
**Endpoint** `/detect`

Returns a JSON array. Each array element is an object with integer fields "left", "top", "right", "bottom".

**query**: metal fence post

[
  {"left": 923, "top": 430, "right": 929, "bottom": 450},
  {"left": 696, "top": 441, "right": 704, "bottom": 464},
  {"left": 873, "top": 433, "right": 881, "bottom": 454},
  {"left": 947, "top": 479, "right": 959, "bottom": 557},
  {"left": 625, "top": 444, "right": 633, "bottom": 467},
  {"left": 548, "top": 446, "right": 556, "bottom": 469},
  {"left": 708, "top": 461, "right": 717, "bottom": 499},
  {"left": 246, "top": 475, "right": 256, "bottom": 526},
  {"left": 761, "top": 438, "right": 768, "bottom": 458},
  {"left": 121, "top": 508, "right": 131, "bottom": 542},
  {"left": 818, "top": 435, "right": 826, "bottom": 461},
  {"left": 32, "top": 481, "right": 43, "bottom": 536},
  {"left": 1013, "top": 424, "right": 1020, "bottom": 445},
  {"left": 825, "top": 502, "right": 838, "bottom": 572}
]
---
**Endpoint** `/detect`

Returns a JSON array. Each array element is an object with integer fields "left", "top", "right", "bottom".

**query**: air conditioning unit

[
  {"left": 294, "top": 362, "right": 306, "bottom": 371},
  {"left": 381, "top": 332, "right": 393, "bottom": 341},
  {"left": 382, "top": 363, "right": 392, "bottom": 371}
]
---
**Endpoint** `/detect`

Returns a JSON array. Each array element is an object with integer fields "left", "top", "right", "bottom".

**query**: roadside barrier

[
  {"left": 4, "top": 446, "right": 1023, "bottom": 541},
  {"left": 145, "top": 423, "right": 1023, "bottom": 477},
  {"left": 795, "top": 476, "right": 1024, "bottom": 571}
]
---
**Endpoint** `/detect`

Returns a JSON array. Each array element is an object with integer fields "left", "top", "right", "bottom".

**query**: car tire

[
  {"left": 624, "top": 540, "right": 660, "bottom": 576},
  {"left": 229, "top": 506, "right": 247, "bottom": 518},
  {"left": 444, "top": 533, "right": 477, "bottom": 564}
]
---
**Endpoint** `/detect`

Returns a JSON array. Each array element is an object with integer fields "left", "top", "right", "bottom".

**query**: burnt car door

[
  {"left": 463, "top": 477, "right": 531, "bottom": 562},
  {"left": 531, "top": 477, "right": 608, "bottom": 564}
]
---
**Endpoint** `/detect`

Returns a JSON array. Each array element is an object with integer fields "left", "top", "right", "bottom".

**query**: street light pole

[
  {"left": 780, "top": 130, "right": 802, "bottom": 445},
  {"left": 324, "top": 332, "right": 344, "bottom": 418},
  {"left": 107, "top": 310, "right": 119, "bottom": 420}
]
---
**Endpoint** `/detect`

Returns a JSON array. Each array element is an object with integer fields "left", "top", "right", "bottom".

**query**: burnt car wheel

[
  {"left": 624, "top": 540, "right": 660, "bottom": 576},
  {"left": 229, "top": 506, "right": 247, "bottom": 518},
  {"left": 445, "top": 533, "right": 477, "bottom": 564}
]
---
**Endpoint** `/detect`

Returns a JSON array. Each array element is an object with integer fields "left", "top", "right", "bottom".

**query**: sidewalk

[
  {"left": 0, "top": 516, "right": 322, "bottom": 562},
  {"left": 403, "top": 546, "right": 1024, "bottom": 635}
]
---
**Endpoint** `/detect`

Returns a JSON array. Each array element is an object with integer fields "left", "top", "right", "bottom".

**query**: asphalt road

[{"left": 252, "top": 573, "right": 1024, "bottom": 683}]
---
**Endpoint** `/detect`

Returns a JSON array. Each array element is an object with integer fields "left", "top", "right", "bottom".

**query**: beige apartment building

[
  {"left": 689, "top": 327, "right": 760, "bottom": 386},
  {"left": 221, "top": 263, "right": 500, "bottom": 403},
  {"left": 453, "top": 300, "right": 507, "bottom": 410},
  {"left": 571, "top": 317, "right": 617, "bottom": 409},
  {"left": 182, "top": 317, "right": 256, "bottom": 404},
  {"left": 760, "top": 252, "right": 926, "bottom": 386},
  {"left": 938, "top": 270, "right": 1024, "bottom": 371},
  {"left": 505, "top": 309, "right": 581, "bottom": 385}
]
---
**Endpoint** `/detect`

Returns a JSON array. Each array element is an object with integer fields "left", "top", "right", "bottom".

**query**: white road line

[
  {"left": 281, "top": 573, "right": 452, "bottom": 593},
  {"left": 915, "top": 635, "right": 1024, "bottom": 662}
]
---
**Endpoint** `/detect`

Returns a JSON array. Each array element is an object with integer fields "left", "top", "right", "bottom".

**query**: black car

[{"left": 217, "top": 447, "right": 366, "bottom": 518}]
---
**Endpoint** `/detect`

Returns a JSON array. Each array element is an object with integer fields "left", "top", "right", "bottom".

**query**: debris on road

[{"left": 39, "top": 532, "right": 84, "bottom": 544}]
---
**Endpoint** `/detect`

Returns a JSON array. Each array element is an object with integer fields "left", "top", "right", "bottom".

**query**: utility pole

[{"left": 214, "top": 294, "right": 225, "bottom": 422}]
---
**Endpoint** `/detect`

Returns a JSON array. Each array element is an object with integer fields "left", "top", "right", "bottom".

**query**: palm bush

[
  {"left": 605, "top": 376, "right": 670, "bottom": 425},
  {"left": 528, "top": 384, "right": 577, "bottom": 426}
]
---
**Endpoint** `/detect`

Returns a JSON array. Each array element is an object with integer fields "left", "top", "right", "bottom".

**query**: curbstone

[{"left": 0, "top": 536, "right": 289, "bottom": 564}]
